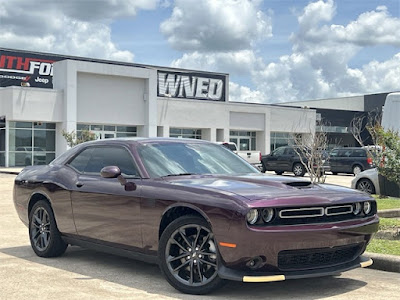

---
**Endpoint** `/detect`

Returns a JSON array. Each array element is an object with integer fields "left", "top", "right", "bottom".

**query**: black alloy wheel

[
  {"left": 29, "top": 200, "right": 68, "bottom": 257},
  {"left": 292, "top": 163, "right": 305, "bottom": 177},
  {"left": 356, "top": 178, "right": 376, "bottom": 194},
  {"left": 159, "top": 215, "right": 224, "bottom": 294}
]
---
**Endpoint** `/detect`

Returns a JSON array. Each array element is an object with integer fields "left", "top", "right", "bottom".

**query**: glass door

[{"left": 93, "top": 131, "right": 116, "bottom": 140}]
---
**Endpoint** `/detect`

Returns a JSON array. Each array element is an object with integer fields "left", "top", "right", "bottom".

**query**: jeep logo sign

[{"left": 157, "top": 71, "right": 226, "bottom": 101}]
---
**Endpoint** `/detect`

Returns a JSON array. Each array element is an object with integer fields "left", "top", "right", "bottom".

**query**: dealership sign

[
  {"left": 0, "top": 49, "right": 62, "bottom": 88},
  {"left": 158, "top": 71, "right": 226, "bottom": 101}
]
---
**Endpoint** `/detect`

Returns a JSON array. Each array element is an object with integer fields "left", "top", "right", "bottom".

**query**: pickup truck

[{"left": 218, "top": 142, "right": 262, "bottom": 167}]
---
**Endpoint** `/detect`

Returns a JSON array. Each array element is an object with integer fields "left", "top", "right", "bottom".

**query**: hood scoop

[{"left": 284, "top": 181, "right": 313, "bottom": 188}]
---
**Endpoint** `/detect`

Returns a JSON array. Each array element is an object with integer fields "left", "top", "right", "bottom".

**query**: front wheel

[
  {"left": 159, "top": 215, "right": 224, "bottom": 294},
  {"left": 356, "top": 178, "right": 376, "bottom": 194},
  {"left": 29, "top": 200, "right": 68, "bottom": 257},
  {"left": 292, "top": 163, "right": 305, "bottom": 176},
  {"left": 352, "top": 165, "right": 363, "bottom": 175}
]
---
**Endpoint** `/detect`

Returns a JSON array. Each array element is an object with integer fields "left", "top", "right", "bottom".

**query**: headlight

[
  {"left": 353, "top": 202, "right": 362, "bottom": 215},
  {"left": 261, "top": 208, "right": 274, "bottom": 223},
  {"left": 363, "top": 201, "right": 372, "bottom": 214},
  {"left": 246, "top": 209, "right": 259, "bottom": 225}
]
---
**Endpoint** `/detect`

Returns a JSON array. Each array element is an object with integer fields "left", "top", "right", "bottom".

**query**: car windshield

[{"left": 137, "top": 141, "right": 259, "bottom": 178}]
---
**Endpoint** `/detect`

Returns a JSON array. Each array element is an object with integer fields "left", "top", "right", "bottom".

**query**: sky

[{"left": 1, "top": 0, "right": 399, "bottom": 103}]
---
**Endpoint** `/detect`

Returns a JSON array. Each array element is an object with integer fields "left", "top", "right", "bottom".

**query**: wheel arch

[
  {"left": 28, "top": 191, "right": 52, "bottom": 216},
  {"left": 159, "top": 204, "right": 211, "bottom": 240}
]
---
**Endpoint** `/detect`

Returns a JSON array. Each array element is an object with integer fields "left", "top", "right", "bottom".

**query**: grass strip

[
  {"left": 378, "top": 218, "right": 400, "bottom": 230},
  {"left": 374, "top": 196, "right": 400, "bottom": 210},
  {"left": 367, "top": 239, "right": 400, "bottom": 256}
]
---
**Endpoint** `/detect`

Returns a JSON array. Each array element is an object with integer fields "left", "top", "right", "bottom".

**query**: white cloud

[
  {"left": 254, "top": 1, "right": 400, "bottom": 102},
  {"left": 229, "top": 82, "right": 263, "bottom": 103},
  {"left": 170, "top": 50, "right": 262, "bottom": 75},
  {"left": 161, "top": 0, "right": 272, "bottom": 51},
  {"left": 0, "top": 0, "right": 159, "bottom": 61}
]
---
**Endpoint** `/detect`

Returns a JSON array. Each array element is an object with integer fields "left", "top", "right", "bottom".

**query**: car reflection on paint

[{"left": 13, "top": 138, "right": 379, "bottom": 294}]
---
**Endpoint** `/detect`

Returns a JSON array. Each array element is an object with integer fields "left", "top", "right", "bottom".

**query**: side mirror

[
  {"left": 101, "top": 166, "right": 121, "bottom": 178},
  {"left": 100, "top": 165, "right": 137, "bottom": 191}
]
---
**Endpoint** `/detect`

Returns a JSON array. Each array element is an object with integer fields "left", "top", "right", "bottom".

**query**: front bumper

[
  {"left": 215, "top": 215, "right": 379, "bottom": 276},
  {"left": 218, "top": 256, "right": 373, "bottom": 282}
]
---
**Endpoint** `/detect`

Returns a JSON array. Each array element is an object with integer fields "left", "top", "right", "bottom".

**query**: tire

[
  {"left": 275, "top": 171, "right": 284, "bottom": 175},
  {"left": 159, "top": 215, "right": 224, "bottom": 295},
  {"left": 29, "top": 200, "right": 68, "bottom": 257},
  {"left": 261, "top": 162, "right": 266, "bottom": 173},
  {"left": 352, "top": 165, "right": 363, "bottom": 175},
  {"left": 356, "top": 178, "right": 376, "bottom": 194},
  {"left": 292, "top": 163, "right": 305, "bottom": 177}
]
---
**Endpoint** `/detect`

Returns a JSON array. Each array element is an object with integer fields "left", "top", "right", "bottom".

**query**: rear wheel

[
  {"left": 159, "top": 215, "right": 224, "bottom": 294},
  {"left": 356, "top": 178, "right": 376, "bottom": 194},
  {"left": 292, "top": 163, "right": 305, "bottom": 177},
  {"left": 352, "top": 165, "right": 363, "bottom": 175},
  {"left": 29, "top": 200, "right": 68, "bottom": 257}
]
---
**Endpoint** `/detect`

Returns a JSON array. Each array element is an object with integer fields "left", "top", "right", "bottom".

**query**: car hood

[{"left": 164, "top": 173, "right": 370, "bottom": 206}]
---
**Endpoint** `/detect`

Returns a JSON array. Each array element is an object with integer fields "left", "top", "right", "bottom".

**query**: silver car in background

[{"left": 351, "top": 168, "right": 379, "bottom": 194}]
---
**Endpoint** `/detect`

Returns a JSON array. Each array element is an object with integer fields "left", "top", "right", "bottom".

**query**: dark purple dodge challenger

[{"left": 13, "top": 138, "right": 379, "bottom": 294}]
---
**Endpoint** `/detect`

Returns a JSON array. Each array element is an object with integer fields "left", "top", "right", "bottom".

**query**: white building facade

[{"left": 0, "top": 49, "right": 316, "bottom": 167}]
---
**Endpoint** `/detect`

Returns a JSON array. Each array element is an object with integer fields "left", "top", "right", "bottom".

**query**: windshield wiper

[{"left": 161, "top": 173, "right": 198, "bottom": 178}]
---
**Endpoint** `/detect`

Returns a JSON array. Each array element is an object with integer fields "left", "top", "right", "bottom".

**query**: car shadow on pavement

[{"left": 0, "top": 245, "right": 367, "bottom": 299}]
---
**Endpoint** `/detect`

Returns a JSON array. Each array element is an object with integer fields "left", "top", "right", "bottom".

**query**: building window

[
  {"left": 169, "top": 128, "right": 202, "bottom": 139},
  {"left": 0, "top": 117, "right": 5, "bottom": 167},
  {"left": 229, "top": 131, "right": 256, "bottom": 151},
  {"left": 8, "top": 121, "right": 56, "bottom": 167},
  {"left": 270, "top": 132, "right": 301, "bottom": 151},
  {"left": 77, "top": 124, "right": 137, "bottom": 139}
]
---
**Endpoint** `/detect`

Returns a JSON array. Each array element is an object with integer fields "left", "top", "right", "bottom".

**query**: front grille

[{"left": 278, "top": 243, "right": 364, "bottom": 271}]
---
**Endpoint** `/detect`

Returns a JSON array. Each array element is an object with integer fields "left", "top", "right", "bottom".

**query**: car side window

[
  {"left": 69, "top": 148, "right": 93, "bottom": 172},
  {"left": 353, "top": 149, "right": 366, "bottom": 157},
  {"left": 273, "top": 147, "right": 285, "bottom": 156},
  {"left": 330, "top": 150, "right": 338, "bottom": 157},
  {"left": 285, "top": 148, "right": 295, "bottom": 155},
  {"left": 68, "top": 146, "right": 140, "bottom": 177}
]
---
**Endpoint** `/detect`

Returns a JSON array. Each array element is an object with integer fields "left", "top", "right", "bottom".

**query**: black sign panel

[
  {"left": 0, "top": 49, "right": 70, "bottom": 88},
  {"left": 157, "top": 71, "right": 226, "bottom": 102}
]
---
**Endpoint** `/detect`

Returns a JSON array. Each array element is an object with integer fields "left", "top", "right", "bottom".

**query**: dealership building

[{"left": 0, "top": 48, "right": 317, "bottom": 167}]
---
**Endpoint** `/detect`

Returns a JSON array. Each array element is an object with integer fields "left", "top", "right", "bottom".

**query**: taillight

[
  {"left": 367, "top": 157, "right": 373, "bottom": 165},
  {"left": 259, "top": 152, "right": 262, "bottom": 162}
]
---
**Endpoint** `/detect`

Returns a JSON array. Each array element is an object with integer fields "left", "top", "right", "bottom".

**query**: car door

[
  {"left": 280, "top": 147, "right": 296, "bottom": 171},
  {"left": 265, "top": 147, "right": 285, "bottom": 170},
  {"left": 329, "top": 149, "right": 339, "bottom": 172},
  {"left": 68, "top": 145, "right": 143, "bottom": 248}
]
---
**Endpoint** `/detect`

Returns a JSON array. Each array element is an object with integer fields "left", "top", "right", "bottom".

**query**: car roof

[{"left": 77, "top": 137, "right": 215, "bottom": 147}]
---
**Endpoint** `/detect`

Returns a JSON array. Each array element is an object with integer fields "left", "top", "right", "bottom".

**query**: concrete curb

[
  {"left": 378, "top": 209, "right": 400, "bottom": 218},
  {"left": 0, "top": 170, "right": 20, "bottom": 175},
  {"left": 365, "top": 252, "right": 400, "bottom": 273}
]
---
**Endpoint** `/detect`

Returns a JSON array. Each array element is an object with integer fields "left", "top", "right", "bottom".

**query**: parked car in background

[
  {"left": 218, "top": 141, "right": 261, "bottom": 167},
  {"left": 15, "top": 146, "right": 46, "bottom": 166},
  {"left": 14, "top": 138, "right": 378, "bottom": 294},
  {"left": 351, "top": 168, "right": 379, "bottom": 194},
  {"left": 329, "top": 147, "right": 373, "bottom": 175},
  {"left": 261, "top": 146, "right": 329, "bottom": 176}
]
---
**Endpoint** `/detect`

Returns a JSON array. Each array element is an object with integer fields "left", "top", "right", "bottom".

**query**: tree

[
  {"left": 62, "top": 129, "right": 96, "bottom": 147},
  {"left": 374, "top": 126, "right": 400, "bottom": 186},
  {"left": 350, "top": 112, "right": 400, "bottom": 187},
  {"left": 290, "top": 130, "right": 329, "bottom": 183}
]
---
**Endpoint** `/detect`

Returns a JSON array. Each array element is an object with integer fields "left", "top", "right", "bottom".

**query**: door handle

[{"left": 76, "top": 182, "right": 83, "bottom": 188}]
